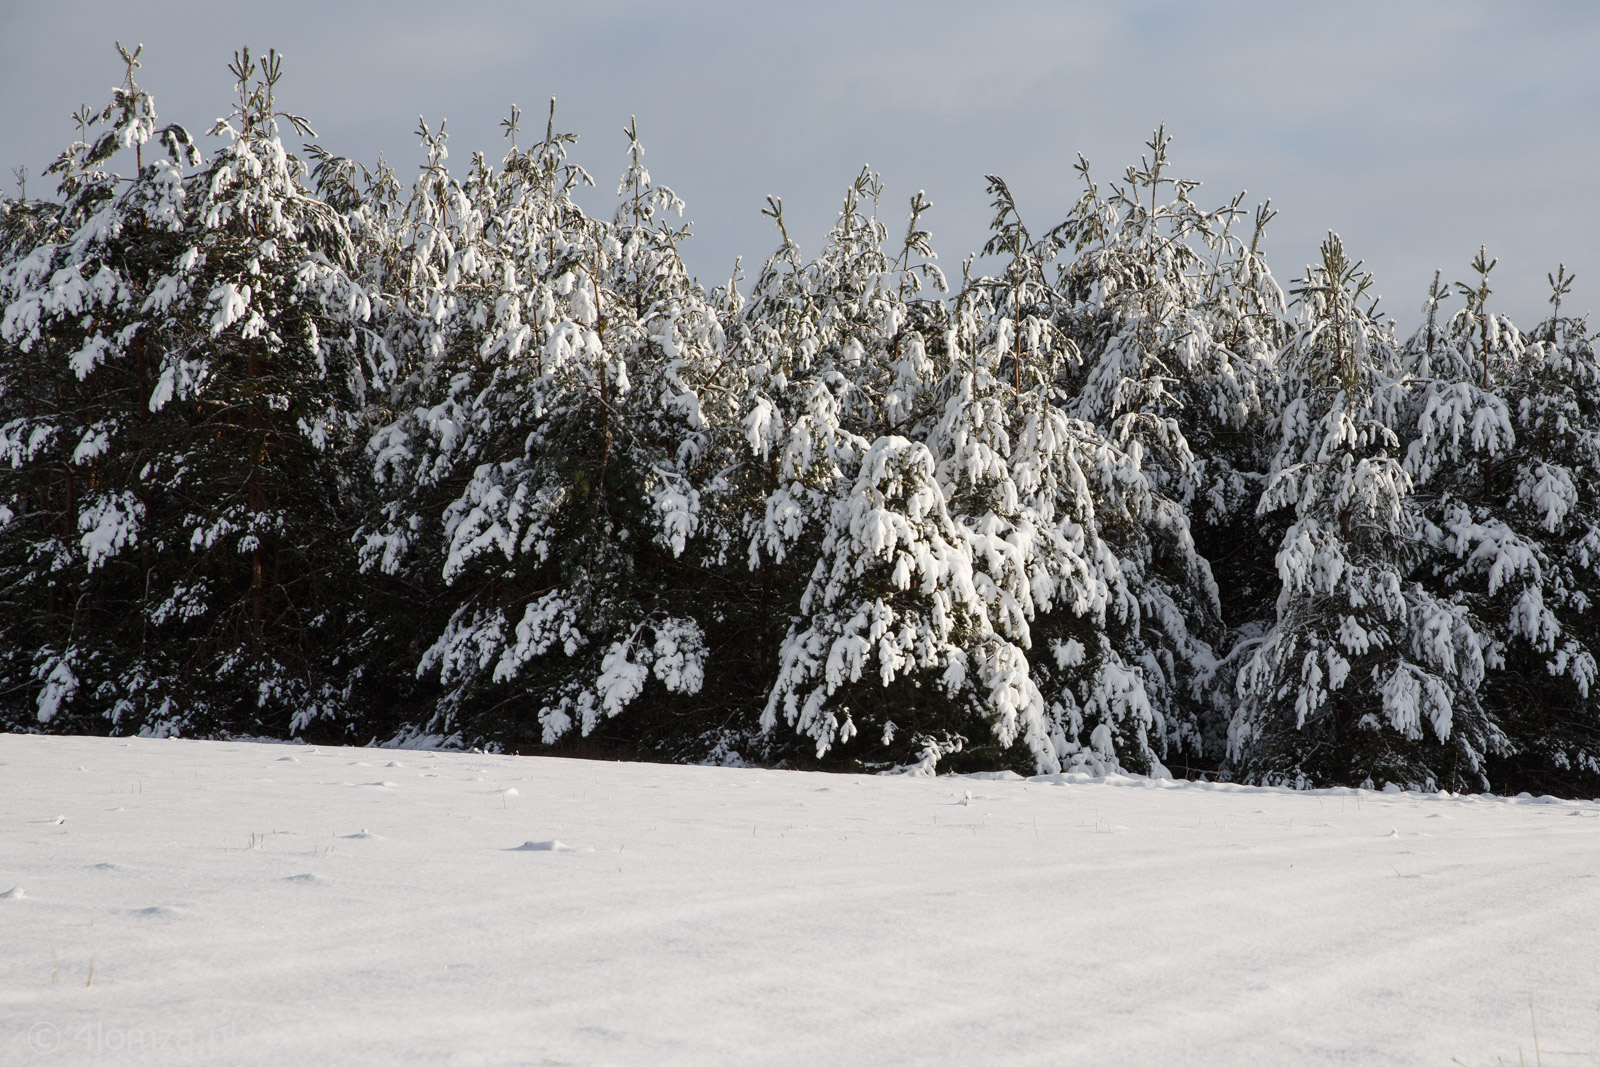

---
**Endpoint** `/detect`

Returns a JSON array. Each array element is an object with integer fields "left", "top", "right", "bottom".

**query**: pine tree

[
  {"left": 0, "top": 44, "right": 202, "bottom": 732},
  {"left": 1232, "top": 234, "right": 1501, "bottom": 789},
  {"left": 929, "top": 250, "right": 1162, "bottom": 775},
  {"left": 1043, "top": 131, "right": 1289, "bottom": 761},
  {"left": 761, "top": 432, "right": 1005, "bottom": 770},
  {"left": 365, "top": 112, "right": 719, "bottom": 750},
  {"left": 1406, "top": 259, "right": 1600, "bottom": 792},
  {"left": 1496, "top": 270, "right": 1600, "bottom": 791},
  {"left": 731, "top": 174, "right": 954, "bottom": 767},
  {"left": 125, "top": 48, "right": 385, "bottom": 734}
]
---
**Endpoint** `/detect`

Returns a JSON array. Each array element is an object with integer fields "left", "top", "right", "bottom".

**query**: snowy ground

[{"left": 2, "top": 734, "right": 1598, "bottom": 1065}]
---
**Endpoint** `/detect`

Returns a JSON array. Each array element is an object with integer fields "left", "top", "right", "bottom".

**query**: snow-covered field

[{"left": 2, "top": 734, "right": 1597, "bottom": 1065}]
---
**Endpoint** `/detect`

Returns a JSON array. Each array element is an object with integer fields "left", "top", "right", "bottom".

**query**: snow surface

[{"left": 2, "top": 734, "right": 1598, "bottom": 1065}]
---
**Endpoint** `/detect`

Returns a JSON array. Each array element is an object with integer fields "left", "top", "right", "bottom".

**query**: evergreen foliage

[
  {"left": 1402, "top": 260, "right": 1600, "bottom": 794},
  {"left": 4, "top": 45, "right": 1598, "bottom": 795},
  {"left": 1231, "top": 236, "right": 1498, "bottom": 789}
]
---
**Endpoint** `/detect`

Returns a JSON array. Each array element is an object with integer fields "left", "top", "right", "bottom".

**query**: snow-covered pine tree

[
  {"left": 735, "top": 173, "right": 964, "bottom": 767},
  {"left": 753, "top": 171, "right": 1175, "bottom": 776},
  {"left": 365, "top": 112, "right": 719, "bottom": 751},
  {"left": 1034, "top": 135, "right": 1270, "bottom": 762},
  {"left": 703, "top": 194, "right": 828, "bottom": 749},
  {"left": 124, "top": 48, "right": 389, "bottom": 735},
  {"left": 292, "top": 133, "right": 422, "bottom": 727},
  {"left": 576, "top": 118, "right": 730, "bottom": 757},
  {"left": 362, "top": 107, "right": 578, "bottom": 744},
  {"left": 1232, "top": 234, "right": 1501, "bottom": 789},
  {"left": 1496, "top": 270, "right": 1600, "bottom": 791},
  {"left": 1397, "top": 254, "right": 1524, "bottom": 791},
  {"left": 1405, "top": 258, "right": 1600, "bottom": 793},
  {"left": 761, "top": 430, "right": 1008, "bottom": 771},
  {"left": 928, "top": 236, "right": 1162, "bottom": 775},
  {"left": 1052, "top": 130, "right": 1281, "bottom": 524},
  {"left": 0, "top": 44, "right": 204, "bottom": 732}
]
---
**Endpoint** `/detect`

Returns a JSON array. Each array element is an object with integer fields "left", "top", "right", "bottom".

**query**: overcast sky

[{"left": 4, "top": 1, "right": 1598, "bottom": 327}]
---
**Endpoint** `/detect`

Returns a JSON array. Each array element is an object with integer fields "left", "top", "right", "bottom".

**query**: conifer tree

[
  {"left": 1232, "top": 235, "right": 1500, "bottom": 789},
  {"left": 130, "top": 48, "right": 384, "bottom": 734},
  {"left": 1496, "top": 272, "right": 1600, "bottom": 791},
  {"left": 1404, "top": 260, "right": 1600, "bottom": 792},
  {"left": 1028, "top": 136, "right": 1272, "bottom": 761},
  {"left": 738, "top": 174, "right": 960, "bottom": 767},
  {"left": 365, "top": 112, "right": 718, "bottom": 750},
  {"left": 0, "top": 44, "right": 201, "bottom": 732},
  {"left": 929, "top": 250, "right": 1162, "bottom": 774},
  {"left": 1039, "top": 140, "right": 1213, "bottom": 758}
]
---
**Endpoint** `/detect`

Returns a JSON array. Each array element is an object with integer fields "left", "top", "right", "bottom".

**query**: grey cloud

[{"left": 3, "top": 0, "right": 1597, "bottom": 324}]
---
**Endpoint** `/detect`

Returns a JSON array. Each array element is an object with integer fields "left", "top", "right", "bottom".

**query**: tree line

[{"left": 3, "top": 47, "right": 1597, "bottom": 795}]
